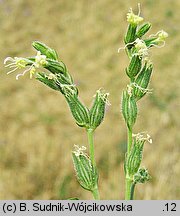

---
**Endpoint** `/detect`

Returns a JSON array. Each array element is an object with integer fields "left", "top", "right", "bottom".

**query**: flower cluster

[
  {"left": 121, "top": 5, "right": 168, "bottom": 194},
  {"left": 4, "top": 41, "right": 109, "bottom": 131}
]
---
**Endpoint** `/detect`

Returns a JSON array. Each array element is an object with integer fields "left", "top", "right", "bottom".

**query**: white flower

[
  {"left": 4, "top": 57, "right": 28, "bottom": 74},
  {"left": 4, "top": 51, "right": 48, "bottom": 80},
  {"left": 134, "top": 38, "right": 149, "bottom": 57},
  {"left": 149, "top": 30, "right": 168, "bottom": 47},
  {"left": 34, "top": 51, "right": 47, "bottom": 68},
  {"left": 156, "top": 30, "right": 168, "bottom": 42},
  {"left": 127, "top": 8, "right": 143, "bottom": 25}
]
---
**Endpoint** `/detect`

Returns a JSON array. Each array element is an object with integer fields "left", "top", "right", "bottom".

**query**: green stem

[
  {"left": 127, "top": 127, "right": 132, "bottom": 155},
  {"left": 87, "top": 129, "right": 96, "bottom": 167},
  {"left": 125, "top": 127, "right": 133, "bottom": 200},
  {"left": 125, "top": 178, "right": 133, "bottom": 200},
  {"left": 130, "top": 182, "right": 136, "bottom": 200},
  {"left": 87, "top": 128, "right": 100, "bottom": 200},
  {"left": 92, "top": 187, "right": 100, "bottom": 200}
]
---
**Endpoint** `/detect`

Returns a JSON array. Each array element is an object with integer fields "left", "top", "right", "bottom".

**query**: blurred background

[{"left": 0, "top": 0, "right": 179, "bottom": 200}]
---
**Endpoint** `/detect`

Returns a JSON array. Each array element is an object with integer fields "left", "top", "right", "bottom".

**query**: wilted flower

[
  {"left": 89, "top": 89, "right": 110, "bottom": 130},
  {"left": 156, "top": 30, "right": 168, "bottom": 42},
  {"left": 127, "top": 8, "right": 143, "bottom": 25},
  {"left": 134, "top": 38, "right": 149, "bottom": 57},
  {"left": 132, "top": 132, "right": 152, "bottom": 144},
  {"left": 72, "top": 145, "right": 98, "bottom": 191}
]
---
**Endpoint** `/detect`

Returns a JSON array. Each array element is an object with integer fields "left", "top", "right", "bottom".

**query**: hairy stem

[
  {"left": 87, "top": 129, "right": 96, "bottom": 167},
  {"left": 125, "top": 127, "right": 134, "bottom": 200},
  {"left": 87, "top": 128, "right": 100, "bottom": 200},
  {"left": 127, "top": 127, "right": 132, "bottom": 155}
]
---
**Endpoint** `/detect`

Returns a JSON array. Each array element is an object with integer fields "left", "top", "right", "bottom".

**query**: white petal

[
  {"left": 4, "top": 57, "right": 15, "bottom": 64},
  {"left": 7, "top": 67, "right": 18, "bottom": 74}
]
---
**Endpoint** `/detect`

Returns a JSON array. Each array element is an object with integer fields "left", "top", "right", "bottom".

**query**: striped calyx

[
  {"left": 89, "top": 89, "right": 110, "bottom": 130},
  {"left": 133, "top": 63, "right": 153, "bottom": 101},
  {"left": 65, "top": 94, "right": 90, "bottom": 128},
  {"left": 136, "top": 22, "right": 151, "bottom": 38},
  {"left": 126, "top": 55, "right": 142, "bottom": 79},
  {"left": 125, "top": 7, "right": 143, "bottom": 45},
  {"left": 32, "top": 41, "right": 58, "bottom": 61},
  {"left": 124, "top": 24, "right": 137, "bottom": 45},
  {"left": 72, "top": 145, "right": 98, "bottom": 191},
  {"left": 121, "top": 90, "right": 137, "bottom": 130},
  {"left": 125, "top": 138, "right": 145, "bottom": 177}
]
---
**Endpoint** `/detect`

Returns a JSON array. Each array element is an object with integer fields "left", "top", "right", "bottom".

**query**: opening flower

[
  {"left": 4, "top": 51, "right": 48, "bottom": 80},
  {"left": 4, "top": 57, "right": 29, "bottom": 73}
]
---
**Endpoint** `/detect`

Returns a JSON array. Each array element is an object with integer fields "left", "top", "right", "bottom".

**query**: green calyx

[
  {"left": 133, "top": 63, "right": 153, "bottom": 101},
  {"left": 136, "top": 22, "right": 151, "bottom": 38},
  {"left": 72, "top": 146, "right": 98, "bottom": 191},
  {"left": 125, "top": 138, "right": 145, "bottom": 177},
  {"left": 126, "top": 55, "right": 142, "bottom": 79},
  {"left": 124, "top": 24, "right": 137, "bottom": 46},
  {"left": 89, "top": 89, "right": 109, "bottom": 130},
  {"left": 66, "top": 95, "right": 90, "bottom": 128},
  {"left": 121, "top": 90, "right": 137, "bottom": 130},
  {"left": 32, "top": 41, "right": 58, "bottom": 61}
]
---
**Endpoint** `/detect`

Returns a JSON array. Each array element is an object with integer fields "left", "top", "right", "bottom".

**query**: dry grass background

[{"left": 0, "top": 0, "right": 179, "bottom": 199}]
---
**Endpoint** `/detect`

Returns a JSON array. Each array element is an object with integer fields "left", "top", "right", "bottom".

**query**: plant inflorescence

[{"left": 4, "top": 5, "right": 167, "bottom": 200}]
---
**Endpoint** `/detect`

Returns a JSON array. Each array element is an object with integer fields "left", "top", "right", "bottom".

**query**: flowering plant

[{"left": 4, "top": 5, "right": 167, "bottom": 200}]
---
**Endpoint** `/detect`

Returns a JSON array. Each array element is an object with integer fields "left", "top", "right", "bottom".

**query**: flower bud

[
  {"left": 125, "top": 138, "right": 144, "bottom": 177},
  {"left": 133, "top": 168, "right": 151, "bottom": 184},
  {"left": 126, "top": 55, "right": 142, "bottom": 79},
  {"left": 32, "top": 41, "right": 58, "bottom": 60},
  {"left": 136, "top": 22, "right": 151, "bottom": 38},
  {"left": 72, "top": 145, "right": 98, "bottom": 191},
  {"left": 66, "top": 94, "right": 90, "bottom": 128},
  {"left": 121, "top": 90, "right": 137, "bottom": 129},
  {"left": 133, "top": 63, "right": 153, "bottom": 100},
  {"left": 89, "top": 89, "right": 110, "bottom": 130}
]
